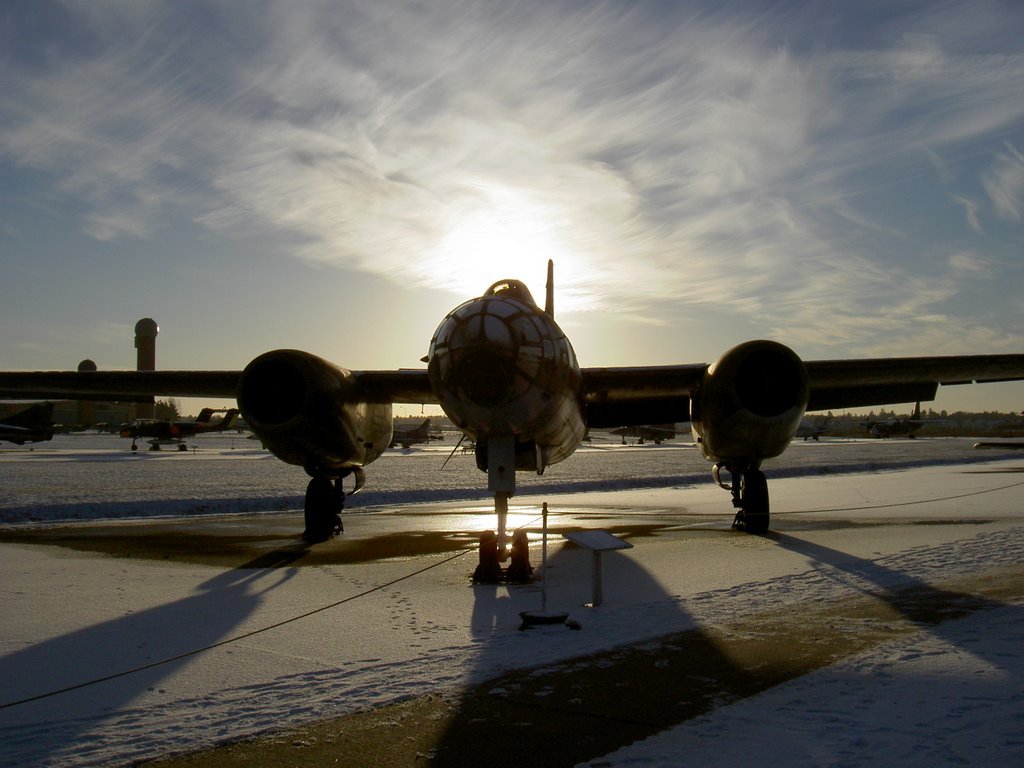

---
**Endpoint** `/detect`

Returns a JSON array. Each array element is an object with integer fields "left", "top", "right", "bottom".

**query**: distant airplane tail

[
  {"left": 196, "top": 407, "right": 239, "bottom": 431},
  {"left": 0, "top": 402, "right": 55, "bottom": 444},
  {"left": 219, "top": 408, "right": 240, "bottom": 429},
  {"left": 5, "top": 402, "right": 54, "bottom": 428}
]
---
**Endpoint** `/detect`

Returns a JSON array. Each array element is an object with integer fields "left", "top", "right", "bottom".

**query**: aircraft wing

[
  {"left": 350, "top": 370, "right": 436, "bottom": 403},
  {"left": 0, "top": 368, "right": 438, "bottom": 404},
  {"left": 0, "top": 371, "right": 243, "bottom": 402},
  {"left": 581, "top": 364, "right": 705, "bottom": 428},
  {"left": 1, "top": 354, "right": 1022, "bottom": 415},
  {"left": 803, "top": 354, "right": 1024, "bottom": 411},
  {"left": 580, "top": 353, "right": 1024, "bottom": 427}
]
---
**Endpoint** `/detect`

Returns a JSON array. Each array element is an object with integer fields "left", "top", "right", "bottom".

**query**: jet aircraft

[
  {"left": 0, "top": 402, "right": 55, "bottom": 445},
  {"left": 610, "top": 424, "right": 679, "bottom": 445},
  {"left": 795, "top": 416, "right": 830, "bottom": 441},
  {"left": 389, "top": 418, "right": 440, "bottom": 449},
  {"left": 862, "top": 401, "right": 931, "bottom": 438},
  {"left": 2, "top": 261, "right": 1024, "bottom": 544},
  {"left": 120, "top": 408, "right": 240, "bottom": 451}
]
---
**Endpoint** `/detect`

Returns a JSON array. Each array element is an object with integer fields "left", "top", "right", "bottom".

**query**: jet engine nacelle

[
  {"left": 690, "top": 340, "right": 809, "bottom": 466},
  {"left": 237, "top": 349, "right": 392, "bottom": 476}
]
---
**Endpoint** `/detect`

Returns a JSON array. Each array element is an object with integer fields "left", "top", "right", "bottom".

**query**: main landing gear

[
  {"left": 302, "top": 468, "right": 366, "bottom": 543},
  {"left": 713, "top": 462, "right": 770, "bottom": 535}
]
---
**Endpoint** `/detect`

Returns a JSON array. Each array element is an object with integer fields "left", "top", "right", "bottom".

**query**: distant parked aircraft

[
  {"left": 389, "top": 418, "right": 440, "bottom": 448},
  {"left": 0, "top": 402, "right": 54, "bottom": 445},
  {"left": 120, "top": 408, "right": 239, "bottom": 451},
  {"left": 610, "top": 424, "right": 678, "bottom": 444},
  {"left": 863, "top": 402, "right": 931, "bottom": 438},
  {"left": 795, "top": 416, "right": 830, "bottom": 441}
]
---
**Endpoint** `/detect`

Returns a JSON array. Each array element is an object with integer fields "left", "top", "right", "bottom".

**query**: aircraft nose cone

[
  {"left": 450, "top": 348, "right": 515, "bottom": 407},
  {"left": 429, "top": 296, "right": 523, "bottom": 410}
]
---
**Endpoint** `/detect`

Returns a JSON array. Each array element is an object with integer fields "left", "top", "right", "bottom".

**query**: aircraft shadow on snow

[
  {"left": 1, "top": 522, "right": 1018, "bottom": 766},
  {"left": 432, "top": 524, "right": 1020, "bottom": 766},
  {"left": 0, "top": 547, "right": 306, "bottom": 767},
  {"left": 768, "top": 532, "right": 1015, "bottom": 631}
]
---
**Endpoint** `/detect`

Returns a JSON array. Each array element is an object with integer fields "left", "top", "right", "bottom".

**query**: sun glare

[
  {"left": 462, "top": 505, "right": 548, "bottom": 537},
  {"left": 430, "top": 186, "right": 582, "bottom": 303}
]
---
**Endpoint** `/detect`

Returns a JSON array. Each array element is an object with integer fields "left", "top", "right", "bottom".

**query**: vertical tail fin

[
  {"left": 544, "top": 259, "right": 554, "bottom": 318},
  {"left": 5, "top": 402, "right": 54, "bottom": 427}
]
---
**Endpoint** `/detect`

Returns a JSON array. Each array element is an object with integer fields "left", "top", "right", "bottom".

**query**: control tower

[{"left": 134, "top": 318, "right": 159, "bottom": 419}]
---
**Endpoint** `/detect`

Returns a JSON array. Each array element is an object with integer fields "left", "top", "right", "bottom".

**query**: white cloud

[
  {"left": 948, "top": 251, "right": 992, "bottom": 278},
  {"left": 1, "top": 0, "right": 1022, "bottom": 356},
  {"left": 951, "top": 195, "right": 984, "bottom": 234},
  {"left": 983, "top": 143, "right": 1024, "bottom": 221}
]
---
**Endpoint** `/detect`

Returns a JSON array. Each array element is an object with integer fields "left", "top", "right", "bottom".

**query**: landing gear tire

[
  {"left": 734, "top": 469, "right": 770, "bottom": 535},
  {"left": 303, "top": 476, "right": 344, "bottom": 543}
]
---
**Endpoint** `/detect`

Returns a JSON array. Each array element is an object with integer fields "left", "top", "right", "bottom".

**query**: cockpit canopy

[{"left": 484, "top": 279, "right": 536, "bottom": 306}]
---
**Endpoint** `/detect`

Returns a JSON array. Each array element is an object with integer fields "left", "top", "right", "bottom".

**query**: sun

[{"left": 429, "top": 185, "right": 581, "bottom": 303}]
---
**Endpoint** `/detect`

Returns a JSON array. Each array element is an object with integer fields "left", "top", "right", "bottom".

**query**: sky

[{"left": 2, "top": 0, "right": 1023, "bottom": 414}]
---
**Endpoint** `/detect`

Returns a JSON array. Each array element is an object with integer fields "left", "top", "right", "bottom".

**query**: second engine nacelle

[
  {"left": 690, "top": 340, "right": 809, "bottom": 466},
  {"left": 236, "top": 349, "right": 392, "bottom": 476}
]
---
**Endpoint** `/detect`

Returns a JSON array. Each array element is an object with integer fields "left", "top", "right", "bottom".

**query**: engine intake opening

[
  {"left": 735, "top": 347, "right": 805, "bottom": 417},
  {"left": 238, "top": 357, "right": 306, "bottom": 425}
]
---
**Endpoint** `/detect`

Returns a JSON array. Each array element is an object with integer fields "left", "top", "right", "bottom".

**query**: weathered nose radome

[
  {"left": 426, "top": 280, "right": 584, "bottom": 468},
  {"left": 449, "top": 346, "right": 516, "bottom": 408}
]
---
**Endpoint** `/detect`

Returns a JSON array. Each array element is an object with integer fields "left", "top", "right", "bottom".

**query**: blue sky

[{"left": 2, "top": 0, "right": 1023, "bottom": 414}]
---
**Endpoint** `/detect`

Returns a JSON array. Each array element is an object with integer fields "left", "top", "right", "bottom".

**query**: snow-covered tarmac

[{"left": 1, "top": 442, "right": 1023, "bottom": 766}]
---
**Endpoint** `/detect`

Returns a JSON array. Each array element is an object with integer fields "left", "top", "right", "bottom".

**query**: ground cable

[
  {"left": 776, "top": 477, "right": 1024, "bottom": 516},
  {"left": 0, "top": 546, "right": 476, "bottom": 710}
]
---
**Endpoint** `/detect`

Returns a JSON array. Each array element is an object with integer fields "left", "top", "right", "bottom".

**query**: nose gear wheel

[{"left": 302, "top": 468, "right": 365, "bottom": 542}]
